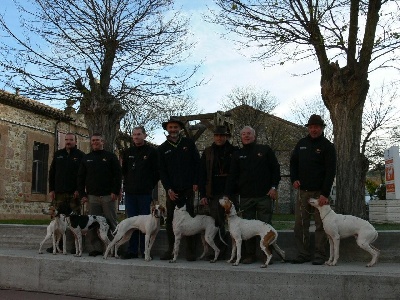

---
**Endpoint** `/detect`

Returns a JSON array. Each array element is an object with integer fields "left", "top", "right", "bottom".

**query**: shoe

[
  {"left": 291, "top": 256, "right": 311, "bottom": 264},
  {"left": 88, "top": 250, "right": 103, "bottom": 257},
  {"left": 121, "top": 253, "right": 138, "bottom": 259},
  {"left": 160, "top": 251, "right": 173, "bottom": 260},
  {"left": 312, "top": 258, "right": 325, "bottom": 265},
  {"left": 242, "top": 255, "right": 256, "bottom": 264},
  {"left": 186, "top": 254, "right": 197, "bottom": 261},
  {"left": 46, "top": 247, "right": 53, "bottom": 253}
]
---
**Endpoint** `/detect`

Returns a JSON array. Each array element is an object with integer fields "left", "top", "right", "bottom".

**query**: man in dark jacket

[
  {"left": 225, "top": 126, "right": 281, "bottom": 264},
  {"left": 199, "top": 125, "right": 238, "bottom": 257},
  {"left": 47, "top": 132, "right": 85, "bottom": 253},
  {"left": 290, "top": 114, "right": 336, "bottom": 265},
  {"left": 120, "top": 126, "right": 159, "bottom": 259},
  {"left": 77, "top": 133, "right": 122, "bottom": 256},
  {"left": 49, "top": 133, "right": 85, "bottom": 212},
  {"left": 158, "top": 117, "right": 200, "bottom": 261}
]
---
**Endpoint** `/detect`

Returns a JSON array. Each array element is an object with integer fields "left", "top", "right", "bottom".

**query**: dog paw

[
  {"left": 233, "top": 262, "right": 239, "bottom": 266},
  {"left": 169, "top": 259, "right": 176, "bottom": 263},
  {"left": 260, "top": 264, "right": 267, "bottom": 268},
  {"left": 209, "top": 259, "right": 217, "bottom": 263}
]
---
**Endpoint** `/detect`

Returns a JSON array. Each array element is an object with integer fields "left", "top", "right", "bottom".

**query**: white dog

[
  {"left": 219, "top": 197, "right": 285, "bottom": 268},
  {"left": 170, "top": 205, "right": 224, "bottom": 263},
  {"left": 308, "top": 198, "right": 379, "bottom": 267},
  {"left": 39, "top": 212, "right": 67, "bottom": 255},
  {"left": 103, "top": 204, "right": 166, "bottom": 261}
]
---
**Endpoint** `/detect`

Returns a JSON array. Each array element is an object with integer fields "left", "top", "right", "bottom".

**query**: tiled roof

[{"left": 0, "top": 90, "right": 73, "bottom": 122}]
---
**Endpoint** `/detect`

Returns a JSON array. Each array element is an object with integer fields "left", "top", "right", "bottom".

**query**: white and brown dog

[
  {"left": 219, "top": 197, "right": 285, "bottom": 268},
  {"left": 308, "top": 198, "right": 379, "bottom": 267},
  {"left": 103, "top": 204, "right": 166, "bottom": 261},
  {"left": 39, "top": 207, "right": 68, "bottom": 255},
  {"left": 57, "top": 202, "right": 112, "bottom": 257},
  {"left": 170, "top": 205, "right": 224, "bottom": 263}
]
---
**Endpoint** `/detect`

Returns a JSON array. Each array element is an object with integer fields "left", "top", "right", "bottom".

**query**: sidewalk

[{"left": 0, "top": 247, "right": 400, "bottom": 300}]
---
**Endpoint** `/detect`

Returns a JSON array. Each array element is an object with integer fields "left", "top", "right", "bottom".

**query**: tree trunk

[
  {"left": 75, "top": 68, "right": 126, "bottom": 152},
  {"left": 321, "top": 62, "right": 370, "bottom": 217}
]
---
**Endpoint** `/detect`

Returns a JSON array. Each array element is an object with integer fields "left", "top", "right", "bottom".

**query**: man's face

[
  {"left": 90, "top": 135, "right": 104, "bottom": 151},
  {"left": 65, "top": 134, "right": 76, "bottom": 150},
  {"left": 132, "top": 129, "right": 146, "bottom": 146},
  {"left": 214, "top": 134, "right": 228, "bottom": 146},
  {"left": 166, "top": 122, "right": 181, "bottom": 138},
  {"left": 308, "top": 124, "right": 323, "bottom": 139},
  {"left": 240, "top": 128, "right": 256, "bottom": 145}
]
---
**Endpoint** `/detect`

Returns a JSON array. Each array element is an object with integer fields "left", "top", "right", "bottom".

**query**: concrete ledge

[{"left": 0, "top": 249, "right": 399, "bottom": 300}]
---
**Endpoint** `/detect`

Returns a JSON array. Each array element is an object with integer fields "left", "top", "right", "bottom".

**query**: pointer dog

[
  {"left": 219, "top": 197, "right": 285, "bottom": 267},
  {"left": 39, "top": 209, "right": 67, "bottom": 255},
  {"left": 57, "top": 202, "right": 112, "bottom": 257},
  {"left": 103, "top": 204, "right": 166, "bottom": 261},
  {"left": 308, "top": 198, "right": 379, "bottom": 267},
  {"left": 170, "top": 205, "right": 224, "bottom": 263}
]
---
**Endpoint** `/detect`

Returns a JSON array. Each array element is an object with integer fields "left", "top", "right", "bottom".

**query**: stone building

[{"left": 0, "top": 90, "right": 89, "bottom": 219}]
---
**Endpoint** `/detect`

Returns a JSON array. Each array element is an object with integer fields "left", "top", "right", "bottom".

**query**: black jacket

[
  {"left": 199, "top": 141, "right": 239, "bottom": 198},
  {"left": 77, "top": 149, "right": 122, "bottom": 197},
  {"left": 157, "top": 136, "right": 200, "bottom": 191},
  {"left": 48, "top": 147, "right": 85, "bottom": 194},
  {"left": 290, "top": 134, "right": 336, "bottom": 197},
  {"left": 121, "top": 143, "right": 159, "bottom": 195},
  {"left": 225, "top": 142, "right": 281, "bottom": 198}
]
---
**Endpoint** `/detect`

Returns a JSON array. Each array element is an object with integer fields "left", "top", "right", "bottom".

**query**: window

[{"left": 31, "top": 142, "right": 49, "bottom": 194}]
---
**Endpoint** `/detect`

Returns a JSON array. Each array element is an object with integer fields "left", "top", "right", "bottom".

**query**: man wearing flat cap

[
  {"left": 199, "top": 125, "right": 238, "bottom": 258},
  {"left": 290, "top": 114, "right": 336, "bottom": 265},
  {"left": 157, "top": 117, "right": 200, "bottom": 261}
]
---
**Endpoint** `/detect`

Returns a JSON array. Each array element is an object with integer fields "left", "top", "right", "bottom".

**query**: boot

[
  {"left": 160, "top": 226, "right": 175, "bottom": 260},
  {"left": 185, "top": 235, "right": 196, "bottom": 261}
]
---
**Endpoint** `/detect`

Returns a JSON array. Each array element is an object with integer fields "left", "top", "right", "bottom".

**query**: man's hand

[
  {"left": 267, "top": 188, "right": 277, "bottom": 200},
  {"left": 73, "top": 191, "right": 79, "bottom": 199},
  {"left": 293, "top": 180, "right": 301, "bottom": 189},
  {"left": 168, "top": 189, "right": 178, "bottom": 201},
  {"left": 81, "top": 197, "right": 88, "bottom": 204},
  {"left": 111, "top": 193, "right": 118, "bottom": 201},
  {"left": 49, "top": 191, "right": 55, "bottom": 200},
  {"left": 193, "top": 185, "right": 198, "bottom": 192},
  {"left": 199, "top": 197, "right": 208, "bottom": 205}
]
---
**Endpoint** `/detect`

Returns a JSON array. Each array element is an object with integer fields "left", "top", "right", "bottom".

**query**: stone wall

[{"left": 0, "top": 100, "right": 89, "bottom": 219}]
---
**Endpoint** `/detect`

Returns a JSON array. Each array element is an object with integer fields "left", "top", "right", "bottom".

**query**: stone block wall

[{"left": 0, "top": 101, "right": 88, "bottom": 219}]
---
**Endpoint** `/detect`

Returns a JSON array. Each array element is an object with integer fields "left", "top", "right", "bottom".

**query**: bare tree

[
  {"left": 211, "top": 0, "right": 400, "bottom": 216},
  {"left": 0, "top": 0, "right": 202, "bottom": 150},
  {"left": 289, "top": 97, "right": 334, "bottom": 141},
  {"left": 220, "top": 85, "right": 277, "bottom": 144}
]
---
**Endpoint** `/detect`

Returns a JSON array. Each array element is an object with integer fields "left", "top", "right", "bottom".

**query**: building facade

[{"left": 0, "top": 90, "right": 89, "bottom": 219}]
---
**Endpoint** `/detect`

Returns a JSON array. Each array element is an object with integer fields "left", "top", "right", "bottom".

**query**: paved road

[{"left": 0, "top": 289, "right": 102, "bottom": 300}]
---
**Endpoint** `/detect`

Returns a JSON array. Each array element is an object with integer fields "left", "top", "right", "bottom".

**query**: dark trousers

[
  {"left": 125, "top": 193, "right": 152, "bottom": 255},
  {"left": 241, "top": 195, "right": 273, "bottom": 256},
  {"left": 294, "top": 190, "right": 327, "bottom": 259}
]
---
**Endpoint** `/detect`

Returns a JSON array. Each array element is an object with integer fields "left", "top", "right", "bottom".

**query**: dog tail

[
  {"left": 112, "top": 223, "right": 120, "bottom": 236},
  {"left": 271, "top": 242, "right": 286, "bottom": 261},
  {"left": 218, "top": 228, "right": 228, "bottom": 246}
]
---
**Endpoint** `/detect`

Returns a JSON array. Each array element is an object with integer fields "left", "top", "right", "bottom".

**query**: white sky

[{"left": 2, "top": 0, "right": 399, "bottom": 145}]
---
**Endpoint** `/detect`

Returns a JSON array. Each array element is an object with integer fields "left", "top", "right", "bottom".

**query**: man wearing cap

[
  {"left": 224, "top": 126, "right": 281, "bottom": 264},
  {"left": 157, "top": 117, "right": 200, "bottom": 261},
  {"left": 199, "top": 125, "right": 239, "bottom": 258},
  {"left": 290, "top": 114, "right": 336, "bottom": 265}
]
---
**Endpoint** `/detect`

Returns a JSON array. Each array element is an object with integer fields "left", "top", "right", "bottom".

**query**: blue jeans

[{"left": 124, "top": 193, "right": 152, "bottom": 255}]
